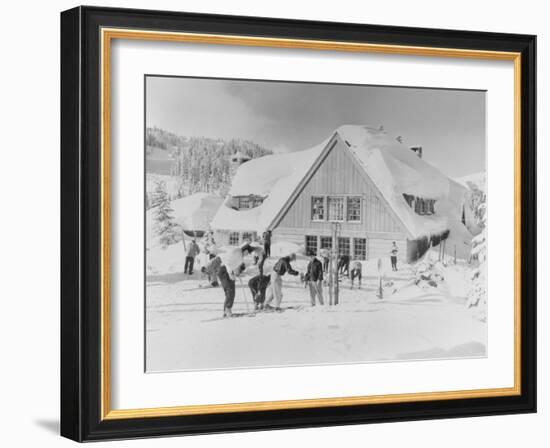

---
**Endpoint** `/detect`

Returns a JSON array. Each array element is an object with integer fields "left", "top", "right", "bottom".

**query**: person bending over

[{"left": 248, "top": 274, "right": 271, "bottom": 310}]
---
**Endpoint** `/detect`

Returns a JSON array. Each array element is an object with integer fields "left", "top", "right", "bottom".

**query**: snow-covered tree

[
  {"left": 467, "top": 198, "right": 487, "bottom": 320},
  {"left": 466, "top": 182, "right": 486, "bottom": 225},
  {"left": 152, "top": 180, "right": 177, "bottom": 248},
  {"left": 146, "top": 127, "right": 272, "bottom": 196}
]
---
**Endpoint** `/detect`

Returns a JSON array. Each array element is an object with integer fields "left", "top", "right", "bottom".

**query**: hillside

[{"left": 146, "top": 127, "right": 272, "bottom": 196}]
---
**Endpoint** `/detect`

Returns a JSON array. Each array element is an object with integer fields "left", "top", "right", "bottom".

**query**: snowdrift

[{"left": 146, "top": 192, "right": 223, "bottom": 248}]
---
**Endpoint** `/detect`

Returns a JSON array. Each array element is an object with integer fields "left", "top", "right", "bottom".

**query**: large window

[
  {"left": 353, "top": 238, "right": 367, "bottom": 260},
  {"left": 328, "top": 196, "right": 345, "bottom": 221},
  {"left": 311, "top": 196, "right": 325, "bottom": 221},
  {"left": 347, "top": 196, "right": 362, "bottom": 222},
  {"left": 305, "top": 235, "right": 318, "bottom": 256},
  {"left": 338, "top": 237, "right": 350, "bottom": 256},
  {"left": 320, "top": 236, "right": 332, "bottom": 249},
  {"left": 229, "top": 232, "right": 239, "bottom": 245}
]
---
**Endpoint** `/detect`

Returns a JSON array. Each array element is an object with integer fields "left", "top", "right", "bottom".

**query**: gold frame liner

[{"left": 100, "top": 28, "right": 522, "bottom": 420}]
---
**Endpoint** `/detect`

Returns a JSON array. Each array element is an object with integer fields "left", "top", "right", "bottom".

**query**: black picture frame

[{"left": 61, "top": 5, "right": 536, "bottom": 442}]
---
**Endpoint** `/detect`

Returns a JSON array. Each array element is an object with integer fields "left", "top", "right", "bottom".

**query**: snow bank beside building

[{"left": 146, "top": 192, "right": 223, "bottom": 248}]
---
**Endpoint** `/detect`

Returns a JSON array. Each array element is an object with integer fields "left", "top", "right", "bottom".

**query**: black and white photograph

[{"left": 145, "top": 76, "right": 488, "bottom": 372}]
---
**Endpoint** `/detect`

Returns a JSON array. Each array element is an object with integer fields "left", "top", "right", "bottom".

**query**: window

[
  {"left": 328, "top": 196, "right": 344, "bottom": 221},
  {"left": 239, "top": 197, "right": 252, "bottom": 209},
  {"left": 305, "top": 235, "right": 318, "bottom": 256},
  {"left": 353, "top": 238, "right": 367, "bottom": 260},
  {"left": 338, "top": 237, "right": 350, "bottom": 256},
  {"left": 405, "top": 193, "right": 436, "bottom": 216},
  {"left": 253, "top": 197, "right": 264, "bottom": 207},
  {"left": 242, "top": 231, "right": 256, "bottom": 242},
  {"left": 229, "top": 232, "right": 239, "bottom": 245},
  {"left": 320, "top": 236, "right": 332, "bottom": 249},
  {"left": 311, "top": 196, "right": 325, "bottom": 221},
  {"left": 347, "top": 196, "right": 362, "bottom": 222}
]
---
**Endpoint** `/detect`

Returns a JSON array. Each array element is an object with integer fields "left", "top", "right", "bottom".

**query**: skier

[
  {"left": 248, "top": 273, "right": 271, "bottom": 310},
  {"left": 319, "top": 247, "right": 330, "bottom": 273},
  {"left": 305, "top": 251, "right": 324, "bottom": 306},
  {"left": 256, "top": 249, "right": 267, "bottom": 276},
  {"left": 350, "top": 261, "right": 363, "bottom": 289},
  {"left": 184, "top": 239, "right": 200, "bottom": 275},
  {"left": 390, "top": 241, "right": 399, "bottom": 271},
  {"left": 337, "top": 254, "right": 351, "bottom": 277},
  {"left": 203, "top": 255, "right": 221, "bottom": 287},
  {"left": 216, "top": 243, "right": 263, "bottom": 317},
  {"left": 264, "top": 253, "right": 300, "bottom": 311},
  {"left": 200, "top": 241, "right": 218, "bottom": 284},
  {"left": 262, "top": 230, "right": 272, "bottom": 258}
]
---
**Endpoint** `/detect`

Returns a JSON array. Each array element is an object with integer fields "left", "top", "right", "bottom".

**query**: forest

[{"left": 146, "top": 127, "right": 272, "bottom": 197}]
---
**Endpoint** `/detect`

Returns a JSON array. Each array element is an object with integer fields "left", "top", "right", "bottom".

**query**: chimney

[{"left": 410, "top": 146, "right": 422, "bottom": 158}]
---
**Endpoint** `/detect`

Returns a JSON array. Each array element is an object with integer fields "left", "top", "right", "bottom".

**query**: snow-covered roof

[
  {"left": 211, "top": 140, "right": 327, "bottom": 232},
  {"left": 338, "top": 125, "right": 465, "bottom": 237},
  {"left": 455, "top": 171, "right": 486, "bottom": 191},
  {"left": 171, "top": 192, "right": 224, "bottom": 231},
  {"left": 212, "top": 125, "right": 468, "bottom": 238}
]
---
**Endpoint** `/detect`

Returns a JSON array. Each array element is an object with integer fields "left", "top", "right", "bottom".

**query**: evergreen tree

[
  {"left": 145, "top": 127, "right": 272, "bottom": 196},
  {"left": 467, "top": 196, "right": 487, "bottom": 321},
  {"left": 152, "top": 180, "right": 177, "bottom": 248}
]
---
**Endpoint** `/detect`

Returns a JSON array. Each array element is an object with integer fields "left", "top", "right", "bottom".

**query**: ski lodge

[{"left": 210, "top": 125, "right": 473, "bottom": 263}]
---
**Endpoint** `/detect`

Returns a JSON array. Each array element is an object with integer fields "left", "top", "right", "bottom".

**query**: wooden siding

[{"left": 276, "top": 139, "right": 405, "bottom": 235}]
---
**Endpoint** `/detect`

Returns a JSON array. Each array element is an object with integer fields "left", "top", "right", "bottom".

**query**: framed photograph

[{"left": 60, "top": 6, "right": 536, "bottom": 442}]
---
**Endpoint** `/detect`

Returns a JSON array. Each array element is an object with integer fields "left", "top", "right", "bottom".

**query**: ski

[{"left": 202, "top": 312, "right": 257, "bottom": 323}]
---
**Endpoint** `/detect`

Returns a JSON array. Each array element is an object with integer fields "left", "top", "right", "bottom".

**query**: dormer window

[
  {"left": 403, "top": 193, "right": 435, "bottom": 215},
  {"left": 234, "top": 195, "right": 265, "bottom": 210},
  {"left": 238, "top": 197, "right": 252, "bottom": 209}
]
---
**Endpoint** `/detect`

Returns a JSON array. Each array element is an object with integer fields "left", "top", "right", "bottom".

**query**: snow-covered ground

[{"left": 146, "top": 250, "right": 486, "bottom": 372}]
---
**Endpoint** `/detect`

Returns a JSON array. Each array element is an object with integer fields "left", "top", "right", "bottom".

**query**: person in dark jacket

[
  {"left": 262, "top": 230, "right": 272, "bottom": 258},
  {"left": 248, "top": 274, "right": 271, "bottom": 310},
  {"left": 207, "top": 243, "right": 260, "bottom": 317},
  {"left": 390, "top": 241, "right": 399, "bottom": 271},
  {"left": 350, "top": 261, "right": 363, "bottom": 289},
  {"left": 264, "top": 253, "right": 300, "bottom": 310},
  {"left": 184, "top": 239, "right": 200, "bottom": 274},
  {"left": 305, "top": 251, "right": 324, "bottom": 306}
]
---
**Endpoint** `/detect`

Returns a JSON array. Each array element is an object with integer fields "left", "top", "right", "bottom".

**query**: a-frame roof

[
  {"left": 211, "top": 125, "right": 465, "bottom": 238},
  {"left": 267, "top": 132, "right": 412, "bottom": 237}
]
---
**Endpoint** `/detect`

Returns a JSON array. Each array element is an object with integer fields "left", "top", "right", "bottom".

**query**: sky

[{"left": 146, "top": 76, "right": 486, "bottom": 178}]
